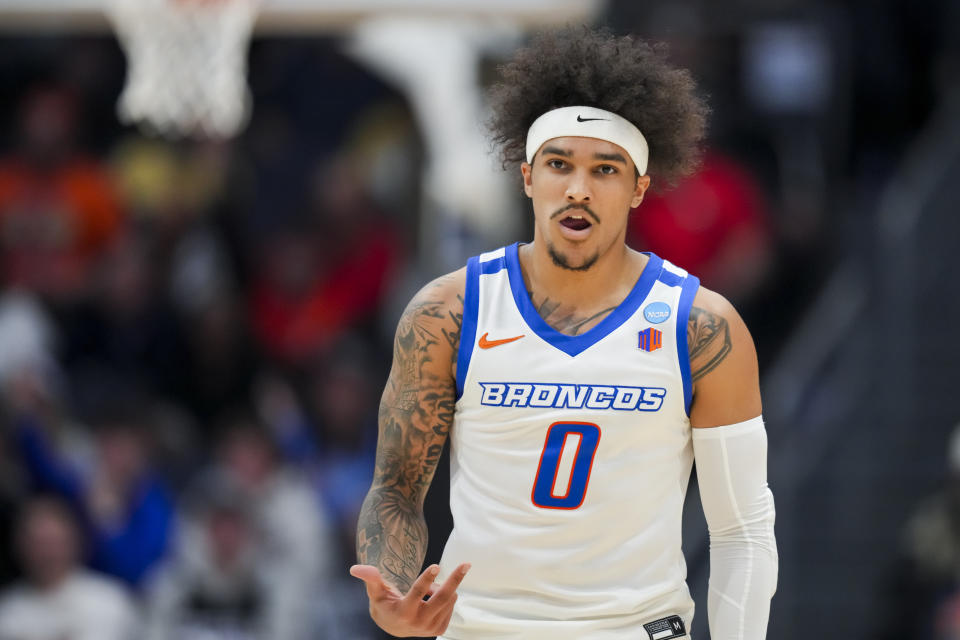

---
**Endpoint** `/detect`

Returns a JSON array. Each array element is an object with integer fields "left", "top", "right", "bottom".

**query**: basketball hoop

[{"left": 107, "top": 0, "right": 260, "bottom": 139}]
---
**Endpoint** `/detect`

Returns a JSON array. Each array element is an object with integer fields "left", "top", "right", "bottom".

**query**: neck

[{"left": 519, "top": 238, "right": 643, "bottom": 308}]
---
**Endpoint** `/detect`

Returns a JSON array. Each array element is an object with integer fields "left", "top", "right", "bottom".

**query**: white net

[{"left": 107, "top": 0, "right": 260, "bottom": 139}]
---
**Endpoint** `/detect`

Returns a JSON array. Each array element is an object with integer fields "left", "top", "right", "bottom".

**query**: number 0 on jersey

[{"left": 531, "top": 422, "right": 601, "bottom": 509}]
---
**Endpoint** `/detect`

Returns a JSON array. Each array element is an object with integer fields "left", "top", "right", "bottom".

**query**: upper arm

[
  {"left": 687, "top": 287, "right": 762, "bottom": 428},
  {"left": 372, "top": 268, "right": 466, "bottom": 506}
]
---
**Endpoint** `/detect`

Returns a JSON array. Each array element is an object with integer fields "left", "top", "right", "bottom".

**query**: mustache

[{"left": 551, "top": 204, "right": 599, "bottom": 224}]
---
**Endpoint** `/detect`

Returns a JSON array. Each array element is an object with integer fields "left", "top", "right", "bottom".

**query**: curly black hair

[{"left": 488, "top": 27, "right": 709, "bottom": 187}]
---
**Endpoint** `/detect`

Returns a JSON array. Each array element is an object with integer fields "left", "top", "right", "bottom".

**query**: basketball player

[{"left": 351, "top": 28, "right": 777, "bottom": 639}]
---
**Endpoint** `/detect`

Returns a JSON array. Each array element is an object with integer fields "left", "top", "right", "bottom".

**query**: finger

[
  {"left": 403, "top": 564, "right": 440, "bottom": 604},
  {"left": 349, "top": 564, "right": 389, "bottom": 598},
  {"left": 425, "top": 563, "right": 470, "bottom": 609},
  {"left": 432, "top": 595, "right": 457, "bottom": 634}
]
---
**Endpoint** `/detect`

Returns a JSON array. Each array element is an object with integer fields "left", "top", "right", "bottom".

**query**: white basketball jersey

[{"left": 438, "top": 242, "right": 701, "bottom": 640}]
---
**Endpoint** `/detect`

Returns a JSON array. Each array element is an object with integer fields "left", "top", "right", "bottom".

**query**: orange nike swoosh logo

[{"left": 478, "top": 332, "right": 525, "bottom": 349}]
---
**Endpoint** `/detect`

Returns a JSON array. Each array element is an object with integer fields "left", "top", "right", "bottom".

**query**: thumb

[{"left": 349, "top": 564, "right": 387, "bottom": 595}]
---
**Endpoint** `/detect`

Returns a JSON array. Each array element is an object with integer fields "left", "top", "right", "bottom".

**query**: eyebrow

[
  {"left": 594, "top": 152, "right": 628, "bottom": 164},
  {"left": 540, "top": 145, "right": 571, "bottom": 157},
  {"left": 539, "top": 146, "right": 628, "bottom": 165}
]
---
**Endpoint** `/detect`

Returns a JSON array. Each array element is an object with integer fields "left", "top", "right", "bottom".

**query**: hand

[{"left": 349, "top": 562, "right": 471, "bottom": 637}]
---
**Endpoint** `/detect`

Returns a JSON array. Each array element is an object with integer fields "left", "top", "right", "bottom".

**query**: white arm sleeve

[{"left": 692, "top": 416, "right": 778, "bottom": 640}]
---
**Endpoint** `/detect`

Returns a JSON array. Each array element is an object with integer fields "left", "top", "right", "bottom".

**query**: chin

[{"left": 547, "top": 242, "right": 599, "bottom": 272}]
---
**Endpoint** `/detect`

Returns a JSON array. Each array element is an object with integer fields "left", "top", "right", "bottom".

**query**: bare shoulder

[
  {"left": 688, "top": 286, "right": 762, "bottom": 427},
  {"left": 394, "top": 267, "right": 466, "bottom": 379},
  {"left": 687, "top": 287, "right": 744, "bottom": 383}
]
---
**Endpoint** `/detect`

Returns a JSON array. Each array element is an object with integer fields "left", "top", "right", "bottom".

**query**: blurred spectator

[
  {"left": 0, "top": 84, "right": 124, "bottom": 305},
  {"left": 255, "top": 339, "right": 378, "bottom": 563},
  {"left": 173, "top": 289, "right": 261, "bottom": 430},
  {"left": 0, "top": 294, "right": 64, "bottom": 581},
  {"left": 0, "top": 291, "right": 44, "bottom": 586},
  {"left": 301, "top": 340, "right": 378, "bottom": 562},
  {"left": 170, "top": 411, "right": 336, "bottom": 639},
  {"left": 876, "top": 423, "right": 960, "bottom": 640},
  {"left": 0, "top": 496, "right": 137, "bottom": 640},
  {"left": 248, "top": 222, "right": 325, "bottom": 363},
  {"left": 110, "top": 137, "right": 231, "bottom": 247},
  {"left": 253, "top": 371, "right": 314, "bottom": 467},
  {"left": 249, "top": 154, "right": 404, "bottom": 366},
  {"left": 143, "top": 475, "right": 268, "bottom": 640},
  {"left": 252, "top": 365, "right": 382, "bottom": 638},
  {"left": 109, "top": 136, "right": 260, "bottom": 429},
  {"left": 12, "top": 395, "right": 174, "bottom": 589},
  {"left": 626, "top": 150, "right": 773, "bottom": 304},
  {"left": 60, "top": 230, "right": 187, "bottom": 406}
]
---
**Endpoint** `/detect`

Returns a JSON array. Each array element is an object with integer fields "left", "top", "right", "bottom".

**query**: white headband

[{"left": 525, "top": 106, "right": 649, "bottom": 176}]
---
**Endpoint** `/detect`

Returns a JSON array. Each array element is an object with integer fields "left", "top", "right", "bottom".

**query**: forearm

[
  {"left": 706, "top": 526, "right": 777, "bottom": 640},
  {"left": 693, "top": 417, "right": 777, "bottom": 639},
  {"left": 356, "top": 484, "right": 429, "bottom": 593}
]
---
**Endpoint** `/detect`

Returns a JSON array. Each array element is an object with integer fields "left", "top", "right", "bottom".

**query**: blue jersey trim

[
  {"left": 479, "top": 255, "right": 507, "bottom": 275},
  {"left": 456, "top": 256, "right": 481, "bottom": 400},
  {"left": 657, "top": 269, "right": 684, "bottom": 288},
  {"left": 504, "top": 242, "right": 664, "bottom": 358},
  {"left": 676, "top": 274, "right": 701, "bottom": 416}
]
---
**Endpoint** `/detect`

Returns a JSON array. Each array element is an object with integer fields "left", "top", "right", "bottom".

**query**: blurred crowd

[{"left": 0, "top": 36, "right": 419, "bottom": 639}]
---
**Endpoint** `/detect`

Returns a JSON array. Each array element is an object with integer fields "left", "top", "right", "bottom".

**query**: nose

[{"left": 565, "top": 172, "right": 591, "bottom": 204}]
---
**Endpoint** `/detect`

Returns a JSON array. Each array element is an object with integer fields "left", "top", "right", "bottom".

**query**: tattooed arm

[
  {"left": 350, "top": 269, "right": 470, "bottom": 637},
  {"left": 687, "top": 286, "right": 762, "bottom": 428}
]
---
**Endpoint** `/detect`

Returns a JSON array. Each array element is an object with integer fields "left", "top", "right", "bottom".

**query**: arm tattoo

[
  {"left": 529, "top": 291, "right": 616, "bottom": 336},
  {"left": 688, "top": 306, "right": 732, "bottom": 382},
  {"left": 356, "top": 275, "right": 460, "bottom": 593},
  {"left": 445, "top": 295, "right": 464, "bottom": 369}
]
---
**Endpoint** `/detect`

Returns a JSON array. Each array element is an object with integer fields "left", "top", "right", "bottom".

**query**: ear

[
  {"left": 631, "top": 174, "right": 651, "bottom": 209},
  {"left": 520, "top": 162, "right": 533, "bottom": 198}
]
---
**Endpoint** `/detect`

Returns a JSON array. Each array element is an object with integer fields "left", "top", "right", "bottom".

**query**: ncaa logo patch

[
  {"left": 638, "top": 327, "right": 662, "bottom": 352},
  {"left": 643, "top": 301, "right": 671, "bottom": 324}
]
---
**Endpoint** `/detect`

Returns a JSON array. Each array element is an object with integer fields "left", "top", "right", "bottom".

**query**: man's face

[
  {"left": 521, "top": 136, "right": 650, "bottom": 271},
  {"left": 17, "top": 505, "right": 78, "bottom": 589}
]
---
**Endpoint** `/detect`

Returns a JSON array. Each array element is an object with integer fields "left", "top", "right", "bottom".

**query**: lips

[{"left": 559, "top": 215, "right": 592, "bottom": 231}]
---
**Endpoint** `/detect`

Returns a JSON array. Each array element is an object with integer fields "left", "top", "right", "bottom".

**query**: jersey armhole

[
  {"left": 676, "top": 274, "right": 701, "bottom": 417},
  {"left": 455, "top": 255, "right": 481, "bottom": 400}
]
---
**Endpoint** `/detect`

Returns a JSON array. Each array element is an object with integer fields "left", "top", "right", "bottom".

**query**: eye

[
  {"left": 596, "top": 164, "right": 618, "bottom": 175},
  {"left": 546, "top": 159, "right": 566, "bottom": 170}
]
